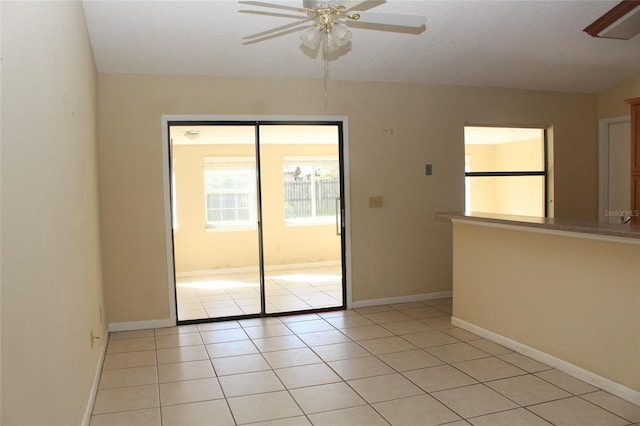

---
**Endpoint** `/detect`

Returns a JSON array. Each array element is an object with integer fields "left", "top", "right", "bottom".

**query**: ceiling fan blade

[
  {"left": 242, "top": 17, "right": 314, "bottom": 40},
  {"left": 353, "top": 12, "right": 425, "bottom": 28},
  {"left": 239, "top": 10, "right": 309, "bottom": 20},
  {"left": 239, "top": 1, "right": 309, "bottom": 13},
  {"left": 242, "top": 24, "right": 310, "bottom": 45},
  {"left": 340, "top": 0, "right": 373, "bottom": 11}
]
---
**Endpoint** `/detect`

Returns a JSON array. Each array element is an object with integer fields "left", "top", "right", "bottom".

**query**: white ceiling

[{"left": 82, "top": 0, "right": 640, "bottom": 93}]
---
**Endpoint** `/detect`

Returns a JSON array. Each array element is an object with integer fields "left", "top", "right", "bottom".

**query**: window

[
  {"left": 283, "top": 157, "right": 339, "bottom": 224},
  {"left": 204, "top": 157, "right": 256, "bottom": 228},
  {"left": 464, "top": 126, "right": 548, "bottom": 217}
]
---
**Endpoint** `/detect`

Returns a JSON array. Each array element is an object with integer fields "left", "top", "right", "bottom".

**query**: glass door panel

[
  {"left": 258, "top": 124, "right": 345, "bottom": 314},
  {"left": 171, "top": 124, "right": 261, "bottom": 321}
]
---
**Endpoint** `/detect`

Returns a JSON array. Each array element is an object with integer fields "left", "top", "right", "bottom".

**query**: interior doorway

[
  {"left": 599, "top": 116, "right": 631, "bottom": 223},
  {"left": 167, "top": 120, "right": 347, "bottom": 323}
]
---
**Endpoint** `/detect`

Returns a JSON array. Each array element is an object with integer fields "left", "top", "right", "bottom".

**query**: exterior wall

[
  {"left": 98, "top": 73, "right": 599, "bottom": 323},
  {"left": 1, "top": 2, "right": 104, "bottom": 425}
]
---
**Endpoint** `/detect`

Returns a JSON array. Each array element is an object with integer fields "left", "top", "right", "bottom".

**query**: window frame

[
  {"left": 203, "top": 156, "right": 257, "bottom": 231},
  {"left": 464, "top": 127, "right": 549, "bottom": 217}
]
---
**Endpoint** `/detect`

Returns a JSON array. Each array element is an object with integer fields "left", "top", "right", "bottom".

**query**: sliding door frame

[{"left": 161, "top": 115, "right": 352, "bottom": 325}]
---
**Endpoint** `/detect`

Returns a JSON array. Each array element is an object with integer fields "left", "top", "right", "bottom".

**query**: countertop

[{"left": 436, "top": 212, "right": 640, "bottom": 240}]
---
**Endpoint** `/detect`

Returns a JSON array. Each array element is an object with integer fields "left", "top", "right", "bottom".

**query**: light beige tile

[
  {"left": 107, "top": 336, "right": 155, "bottom": 353},
  {"left": 109, "top": 329, "right": 155, "bottom": 341},
  {"left": 401, "top": 306, "right": 445, "bottom": 319},
  {"left": 529, "top": 396, "right": 629, "bottom": 426},
  {"left": 348, "top": 373, "right": 424, "bottom": 403},
  {"left": 252, "top": 335, "right": 306, "bottom": 352},
  {"left": 499, "top": 353, "right": 551, "bottom": 373},
  {"left": 290, "top": 382, "right": 366, "bottom": 414},
  {"left": 419, "top": 316, "right": 454, "bottom": 329},
  {"left": 244, "top": 416, "right": 311, "bottom": 425},
  {"left": 158, "top": 359, "right": 215, "bottom": 383},
  {"left": 243, "top": 323, "right": 293, "bottom": 339},
  {"left": 389, "top": 302, "right": 428, "bottom": 311},
  {"left": 311, "top": 341, "right": 371, "bottom": 362},
  {"left": 98, "top": 365, "right": 157, "bottom": 389},
  {"left": 154, "top": 324, "right": 199, "bottom": 336},
  {"left": 378, "top": 349, "right": 444, "bottom": 371},
  {"left": 228, "top": 391, "right": 303, "bottom": 424},
  {"left": 200, "top": 328, "right": 249, "bottom": 344},
  {"left": 90, "top": 408, "right": 161, "bottom": 426},
  {"left": 403, "top": 365, "right": 477, "bottom": 392},
  {"left": 197, "top": 320, "right": 241, "bottom": 331},
  {"left": 205, "top": 340, "right": 258, "bottom": 358},
  {"left": 341, "top": 325, "right": 394, "bottom": 341},
  {"left": 325, "top": 315, "right": 375, "bottom": 329},
  {"left": 275, "top": 363, "right": 341, "bottom": 389},
  {"left": 402, "top": 330, "right": 460, "bottom": 348},
  {"left": 442, "top": 327, "right": 481, "bottom": 341},
  {"left": 426, "top": 342, "right": 490, "bottom": 363},
  {"left": 155, "top": 332, "right": 203, "bottom": 349},
  {"left": 357, "top": 336, "right": 418, "bottom": 355},
  {"left": 161, "top": 399, "right": 235, "bottom": 426},
  {"left": 353, "top": 305, "right": 394, "bottom": 315},
  {"left": 159, "top": 377, "right": 224, "bottom": 406},
  {"left": 373, "top": 394, "right": 461, "bottom": 426},
  {"left": 92, "top": 384, "right": 159, "bottom": 414},
  {"left": 534, "top": 369, "right": 598, "bottom": 395},
  {"left": 218, "top": 370, "right": 284, "bottom": 397},
  {"left": 285, "top": 319, "right": 335, "bottom": 334},
  {"left": 453, "top": 356, "right": 527, "bottom": 382},
  {"left": 581, "top": 391, "right": 640, "bottom": 423},
  {"left": 363, "top": 310, "right": 413, "bottom": 324},
  {"left": 486, "top": 374, "right": 571, "bottom": 406},
  {"left": 102, "top": 350, "right": 156, "bottom": 370},
  {"left": 296, "top": 329, "right": 351, "bottom": 346},
  {"left": 467, "top": 338, "right": 513, "bottom": 356},
  {"left": 212, "top": 353, "right": 270, "bottom": 376},
  {"left": 279, "top": 312, "right": 321, "bottom": 322},
  {"left": 262, "top": 347, "right": 322, "bottom": 369},
  {"left": 381, "top": 320, "right": 435, "bottom": 335},
  {"left": 308, "top": 405, "right": 389, "bottom": 426},
  {"left": 156, "top": 345, "right": 208, "bottom": 365},
  {"left": 469, "top": 407, "right": 553, "bottom": 425},
  {"left": 431, "top": 384, "right": 518, "bottom": 418},
  {"left": 328, "top": 355, "right": 394, "bottom": 380}
]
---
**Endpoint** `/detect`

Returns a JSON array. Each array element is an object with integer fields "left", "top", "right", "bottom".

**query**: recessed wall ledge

[{"left": 435, "top": 211, "right": 640, "bottom": 241}]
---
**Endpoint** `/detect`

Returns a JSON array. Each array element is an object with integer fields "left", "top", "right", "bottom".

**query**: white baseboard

[
  {"left": 451, "top": 316, "right": 640, "bottom": 406},
  {"left": 351, "top": 291, "right": 452, "bottom": 309},
  {"left": 108, "top": 318, "right": 174, "bottom": 332},
  {"left": 82, "top": 330, "right": 108, "bottom": 426},
  {"left": 176, "top": 261, "right": 340, "bottom": 278}
]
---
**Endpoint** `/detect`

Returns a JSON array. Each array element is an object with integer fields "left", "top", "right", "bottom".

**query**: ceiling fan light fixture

[
  {"left": 301, "top": 25, "right": 323, "bottom": 49},
  {"left": 330, "top": 22, "right": 351, "bottom": 47}
]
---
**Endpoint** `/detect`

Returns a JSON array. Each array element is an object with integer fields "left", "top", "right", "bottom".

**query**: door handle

[{"left": 335, "top": 197, "right": 341, "bottom": 236}]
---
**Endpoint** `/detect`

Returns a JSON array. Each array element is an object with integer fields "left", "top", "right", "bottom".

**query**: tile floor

[
  {"left": 176, "top": 265, "right": 343, "bottom": 321},
  {"left": 91, "top": 298, "right": 640, "bottom": 425}
]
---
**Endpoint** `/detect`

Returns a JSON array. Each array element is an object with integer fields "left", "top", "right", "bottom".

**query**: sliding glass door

[{"left": 169, "top": 121, "right": 345, "bottom": 322}]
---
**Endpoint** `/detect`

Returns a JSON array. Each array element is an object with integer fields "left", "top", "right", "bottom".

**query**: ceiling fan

[
  {"left": 239, "top": 0, "right": 426, "bottom": 51},
  {"left": 238, "top": 1, "right": 425, "bottom": 93}
]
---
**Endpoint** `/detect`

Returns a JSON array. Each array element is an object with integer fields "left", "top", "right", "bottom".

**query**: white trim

[
  {"left": 81, "top": 331, "right": 108, "bottom": 426},
  {"left": 351, "top": 291, "right": 452, "bottom": 309},
  {"left": 176, "top": 261, "right": 341, "bottom": 278},
  {"left": 108, "top": 318, "right": 174, "bottom": 332},
  {"left": 598, "top": 115, "right": 631, "bottom": 222},
  {"left": 451, "top": 218, "right": 640, "bottom": 245},
  {"left": 451, "top": 316, "right": 640, "bottom": 406},
  {"left": 162, "top": 114, "right": 352, "bottom": 314}
]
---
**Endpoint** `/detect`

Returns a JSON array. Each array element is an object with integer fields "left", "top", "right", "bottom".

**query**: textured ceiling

[{"left": 82, "top": 0, "right": 640, "bottom": 93}]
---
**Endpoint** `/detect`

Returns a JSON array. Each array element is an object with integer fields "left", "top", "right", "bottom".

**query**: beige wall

[
  {"left": 453, "top": 221, "right": 640, "bottom": 394},
  {"left": 98, "top": 74, "right": 599, "bottom": 324},
  {"left": 1, "top": 2, "right": 104, "bottom": 425},
  {"left": 173, "top": 142, "right": 340, "bottom": 273},
  {"left": 598, "top": 71, "right": 640, "bottom": 119},
  {"left": 466, "top": 138, "right": 545, "bottom": 216}
]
